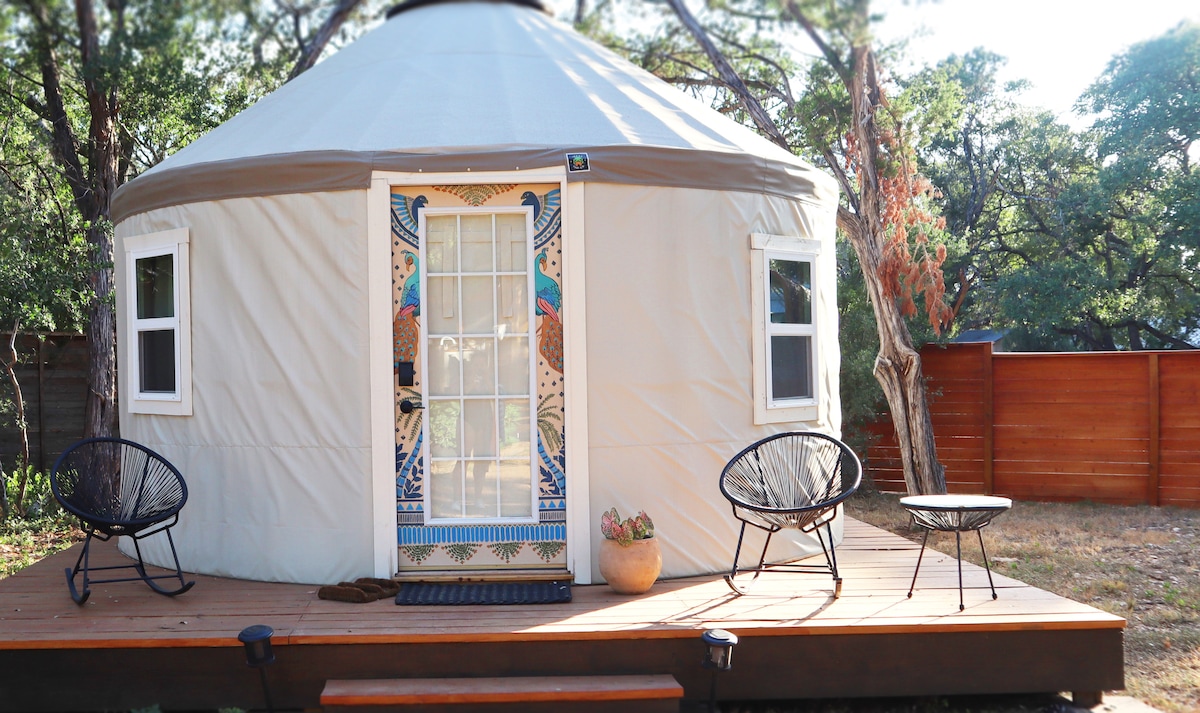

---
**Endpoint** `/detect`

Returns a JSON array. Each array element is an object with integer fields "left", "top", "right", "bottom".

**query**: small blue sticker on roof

[{"left": 566, "top": 153, "right": 590, "bottom": 172}]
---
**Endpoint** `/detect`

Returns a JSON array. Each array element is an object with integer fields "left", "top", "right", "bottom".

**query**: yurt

[{"left": 109, "top": 0, "right": 841, "bottom": 586}]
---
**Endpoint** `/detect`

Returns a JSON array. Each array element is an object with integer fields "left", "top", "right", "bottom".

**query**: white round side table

[{"left": 900, "top": 494, "right": 1013, "bottom": 611}]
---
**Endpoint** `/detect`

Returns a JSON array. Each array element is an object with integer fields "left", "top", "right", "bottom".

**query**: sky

[
  {"left": 549, "top": 0, "right": 1200, "bottom": 129},
  {"left": 872, "top": 0, "right": 1200, "bottom": 126}
]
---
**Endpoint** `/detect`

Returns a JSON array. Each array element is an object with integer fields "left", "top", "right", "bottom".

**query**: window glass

[
  {"left": 460, "top": 215, "right": 493, "bottom": 272},
  {"left": 769, "top": 259, "right": 810, "bottom": 324},
  {"left": 136, "top": 254, "right": 174, "bottom": 319},
  {"left": 139, "top": 329, "right": 176, "bottom": 393},
  {"left": 427, "top": 337, "right": 461, "bottom": 397},
  {"left": 497, "top": 336, "right": 529, "bottom": 395},
  {"left": 426, "top": 216, "right": 458, "bottom": 273},
  {"left": 423, "top": 209, "right": 537, "bottom": 523},
  {"left": 495, "top": 214, "right": 527, "bottom": 272},
  {"left": 771, "top": 335, "right": 812, "bottom": 400},
  {"left": 461, "top": 276, "right": 494, "bottom": 333},
  {"left": 462, "top": 339, "right": 495, "bottom": 396},
  {"left": 499, "top": 400, "right": 532, "bottom": 517}
]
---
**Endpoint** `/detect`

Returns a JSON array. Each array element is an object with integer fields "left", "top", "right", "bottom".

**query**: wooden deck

[{"left": 0, "top": 519, "right": 1124, "bottom": 711}]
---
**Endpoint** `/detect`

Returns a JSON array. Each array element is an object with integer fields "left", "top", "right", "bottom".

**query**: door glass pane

[
  {"left": 771, "top": 335, "right": 812, "bottom": 400},
  {"left": 428, "top": 400, "right": 462, "bottom": 457},
  {"left": 427, "top": 337, "right": 460, "bottom": 397},
  {"left": 138, "top": 329, "right": 176, "bottom": 393},
  {"left": 496, "top": 276, "right": 528, "bottom": 334},
  {"left": 499, "top": 399, "right": 531, "bottom": 459},
  {"left": 463, "top": 399, "right": 497, "bottom": 458},
  {"left": 429, "top": 460, "right": 463, "bottom": 519},
  {"left": 495, "top": 214, "right": 527, "bottom": 272},
  {"left": 462, "top": 339, "right": 495, "bottom": 396},
  {"left": 427, "top": 276, "right": 458, "bottom": 335},
  {"left": 461, "top": 215, "right": 493, "bottom": 272},
  {"left": 497, "top": 337, "right": 529, "bottom": 396},
  {"left": 500, "top": 460, "right": 532, "bottom": 517},
  {"left": 423, "top": 210, "right": 537, "bottom": 523},
  {"left": 136, "top": 254, "right": 174, "bottom": 319},
  {"left": 461, "top": 276, "right": 494, "bottom": 334},
  {"left": 499, "top": 400, "right": 532, "bottom": 517},
  {"left": 769, "top": 259, "right": 811, "bottom": 324},
  {"left": 464, "top": 460, "right": 498, "bottom": 518},
  {"left": 427, "top": 216, "right": 457, "bottom": 273}
]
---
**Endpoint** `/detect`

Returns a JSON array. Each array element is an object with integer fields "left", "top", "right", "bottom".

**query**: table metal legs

[{"left": 907, "top": 526, "right": 999, "bottom": 611}]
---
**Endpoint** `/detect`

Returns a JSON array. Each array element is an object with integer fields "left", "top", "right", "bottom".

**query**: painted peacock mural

[
  {"left": 391, "top": 192, "right": 426, "bottom": 513},
  {"left": 392, "top": 185, "right": 566, "bottom": 570}
]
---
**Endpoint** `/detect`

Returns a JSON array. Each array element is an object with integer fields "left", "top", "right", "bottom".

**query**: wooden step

[{"left": 320, "top": 674, "right": 683, "bottom": 712}]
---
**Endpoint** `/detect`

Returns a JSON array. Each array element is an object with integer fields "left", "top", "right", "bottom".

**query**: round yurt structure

[{"left": 110, "top": 0, "right": 841, "bottom": 586}]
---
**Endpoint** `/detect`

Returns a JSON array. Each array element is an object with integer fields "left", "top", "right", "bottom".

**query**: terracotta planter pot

[{"left": 598, "top": 537, "right": 662, "bottom": 594}]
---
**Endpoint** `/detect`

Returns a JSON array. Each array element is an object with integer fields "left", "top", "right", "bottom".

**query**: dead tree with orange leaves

[{"left": 664, "top": 0, "right": 950, "bottom": 494}]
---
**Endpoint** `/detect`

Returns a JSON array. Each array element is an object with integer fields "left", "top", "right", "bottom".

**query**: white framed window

[
  {"left": 751, "top": 233, "right": 820, "bottom": 425},
  {"left": 124, "top": 227, "right": 192, "bottom": 416}
]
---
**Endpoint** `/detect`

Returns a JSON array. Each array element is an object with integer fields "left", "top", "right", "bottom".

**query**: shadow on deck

[{"left": 0, "top": 518, "right": 1124, "bottom": 711}]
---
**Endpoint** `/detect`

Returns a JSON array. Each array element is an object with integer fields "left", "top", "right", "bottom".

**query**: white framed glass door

[{"left": 420, "top": 209, "right": 539, "bottom": 523}]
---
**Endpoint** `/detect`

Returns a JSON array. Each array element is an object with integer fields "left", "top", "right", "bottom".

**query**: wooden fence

[
  {"left": 0, "top": 334, "right": 88, "bottom": 474},
  {"left": 865, "top": 342, "right": 1200, "bottom": 508}
]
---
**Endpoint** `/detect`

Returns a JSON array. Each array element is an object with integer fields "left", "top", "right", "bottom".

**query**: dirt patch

[
  {"left": 0, "top": 521, "right": 83, "bottom": 578},
  {"left": 846, "top": 492, "right": 1199, "bottom": 713}
]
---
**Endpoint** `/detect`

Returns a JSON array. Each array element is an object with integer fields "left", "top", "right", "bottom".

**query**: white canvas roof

[{"left": 111, "top": 0, "right": 835, "bottom": 222}]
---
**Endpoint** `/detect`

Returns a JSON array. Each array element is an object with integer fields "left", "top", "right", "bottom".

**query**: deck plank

[
  {"left": 0, "top": 518, "right": 1121, "bottom": 648},
  {"left": 0, "top": 518, "right": 1124, "bottom": 711}
]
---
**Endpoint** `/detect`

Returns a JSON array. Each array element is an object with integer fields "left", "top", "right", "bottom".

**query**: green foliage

[
  {"left": 923, "top": 29, "right": 1200, "bottom": 351},
  {"left": 1080, "top": 21, "right": 1200, "bottom": 177},
  {"left": 2, "top": 465, "right": 67, "bottom": 523},
  {"left": 836, "top": 240, "right": 883, "bottom": 457},
  {"left": 599, "top": 507, "right": 654, "bottom": 546}
]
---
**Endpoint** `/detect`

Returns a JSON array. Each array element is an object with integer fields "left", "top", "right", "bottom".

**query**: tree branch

[
  {"left": 288, "top": 0, "right": 365, "bottom": 81},
  {"left": 663, "top": 0, "right": 791, "bottom": 150},
  {"left": 781, "top": 1, "right": 851, "bottom": 85}
]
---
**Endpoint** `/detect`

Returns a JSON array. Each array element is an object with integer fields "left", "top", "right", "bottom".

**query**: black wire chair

[
  {"left": 50, "top": 437, "right": 195, "bottom": 604},
  {"left": 719, "top": 431, "right": 862, "bottom": 597}
]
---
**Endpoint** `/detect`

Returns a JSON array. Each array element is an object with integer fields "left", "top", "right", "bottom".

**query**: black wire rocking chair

[
  {"left": 719, "top": 431, "right": 862, "bottom": 597},
  {"left": 50, "top": 437, "right": 195, "bottom": 604}
]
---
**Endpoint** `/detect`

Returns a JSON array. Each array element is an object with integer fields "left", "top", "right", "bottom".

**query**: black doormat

[{"left": 395, "top": 581, "right": 572, "bottom": 606}]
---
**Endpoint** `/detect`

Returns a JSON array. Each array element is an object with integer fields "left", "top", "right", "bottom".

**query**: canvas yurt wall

[{"left": 111, "top": 0, "right": 841, "bottom": 586}]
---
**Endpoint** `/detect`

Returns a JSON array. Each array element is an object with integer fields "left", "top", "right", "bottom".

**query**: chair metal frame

[
  {"left": 50, "top": 437, "right": 195, "bottom": 604},
  {"left": 719, "top": 431, "right": 862, "bottom": 597}
]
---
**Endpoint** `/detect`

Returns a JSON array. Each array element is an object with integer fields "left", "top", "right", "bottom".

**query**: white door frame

[{"left": 366, "top": 168, "right": 593, "bottom": 582}]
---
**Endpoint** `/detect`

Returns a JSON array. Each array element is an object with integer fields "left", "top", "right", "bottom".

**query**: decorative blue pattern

[
  {"left": 396, "top": 435, "right": 424, "bottom": 501},
  {"left": 397, "top": 523, "right": 567, "bottom": 546},
  {"left": 538, "top": 438, "right": 566, "bottom": 497},
  {"left": 521, "top": 189, "right": 561, "bottom": 250},
  {"left": 390, "top": 193, "right": 426, "bottom": 249}
]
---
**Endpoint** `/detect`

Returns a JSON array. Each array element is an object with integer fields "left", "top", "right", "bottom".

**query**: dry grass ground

[{"left": 845, "top": 491, "right": 1200, "bottom": 713}]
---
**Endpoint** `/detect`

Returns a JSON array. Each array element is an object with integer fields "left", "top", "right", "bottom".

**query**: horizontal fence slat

[{"left": 862, "top": 344, "right": 1200, "bottom": 508}]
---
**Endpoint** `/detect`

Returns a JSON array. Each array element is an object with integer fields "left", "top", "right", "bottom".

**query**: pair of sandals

[{"left": 318, "top": 577, "right": 401, "bottom": 603}]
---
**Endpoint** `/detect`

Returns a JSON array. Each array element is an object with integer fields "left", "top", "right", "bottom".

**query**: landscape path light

[
  {"left": 238, "top": 624, "right": 276, "bottom": 713},
  {"left": 701, "top": 628, "right": 739, "bottom": 712}
]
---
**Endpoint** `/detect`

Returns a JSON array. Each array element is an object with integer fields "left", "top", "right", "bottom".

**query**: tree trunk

[
  {"left": 82, "top": 226, "right": 118, "bottom": 440},
  {"left": 652, "top": 0, "right": 949, "bottom": 495},
  {"left": 2, "top": 323, "right": 30, "bottom": 517},
  {"left": 840, "top": 45, "right": 946, "bottom": 495},
  {"left": 74, "top": 0, "right": 120, "bottom": 439}
]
